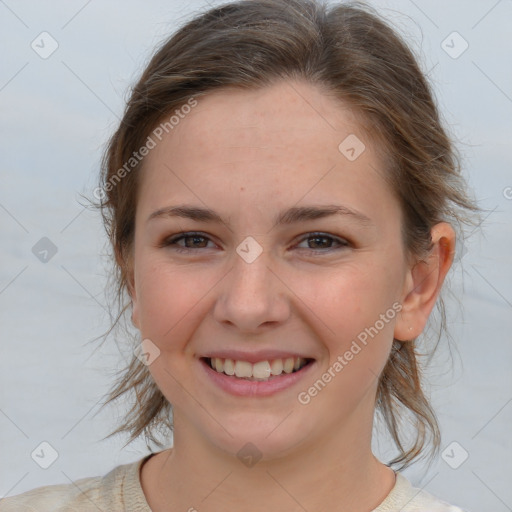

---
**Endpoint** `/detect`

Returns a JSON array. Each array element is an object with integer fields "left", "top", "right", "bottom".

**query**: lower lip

[{"left": 199, "top": 358, "right": 316, "bottom": 397}]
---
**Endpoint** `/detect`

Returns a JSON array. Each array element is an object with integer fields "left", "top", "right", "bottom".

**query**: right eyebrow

[{"left": 147, "top": 205, "right": 224, "bottom": 224}]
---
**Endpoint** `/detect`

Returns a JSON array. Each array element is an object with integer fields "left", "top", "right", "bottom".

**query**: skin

[{"left": 128, "top": 79, "right": 455, "bottom": 511}]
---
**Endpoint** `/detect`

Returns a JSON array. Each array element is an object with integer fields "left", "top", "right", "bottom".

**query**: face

[{"left": 130, "top": 79, "right": 411, "bottom": 460}]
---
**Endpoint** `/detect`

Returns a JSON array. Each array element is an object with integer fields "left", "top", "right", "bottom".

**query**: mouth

[{"left": 201, "top": 356, "right": 315, "bottom": 381}]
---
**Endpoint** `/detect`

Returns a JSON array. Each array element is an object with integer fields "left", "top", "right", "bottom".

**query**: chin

[{"left": 197, "top": 412, "right": 311, "bottom": 464}]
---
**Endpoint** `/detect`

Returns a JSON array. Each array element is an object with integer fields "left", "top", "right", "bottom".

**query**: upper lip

[{"left": 200, "top": 349, "right": 314, "bottom": 364}]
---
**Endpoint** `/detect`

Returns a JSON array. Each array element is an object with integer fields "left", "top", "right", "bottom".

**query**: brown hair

[{"left": 96, "top": 0, "right": 479, "bottom": 469}]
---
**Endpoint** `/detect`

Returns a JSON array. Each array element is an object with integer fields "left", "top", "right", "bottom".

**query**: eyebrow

[{"left": 147, "top": 204, "right": 373, "bottom": 228}]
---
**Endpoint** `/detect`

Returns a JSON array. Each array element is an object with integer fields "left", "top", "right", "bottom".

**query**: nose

[{"left": 213, "top": 247, "right": 290, "bottom": 333}]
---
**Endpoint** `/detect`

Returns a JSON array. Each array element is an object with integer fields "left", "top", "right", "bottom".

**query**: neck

[{"left": 141, "top": 411, "right": 396, "bottom": 511}]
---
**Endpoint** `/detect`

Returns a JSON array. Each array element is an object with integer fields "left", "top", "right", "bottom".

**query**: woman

[{"left": 0, "top": 0, "right": 478, "bottom": 510}]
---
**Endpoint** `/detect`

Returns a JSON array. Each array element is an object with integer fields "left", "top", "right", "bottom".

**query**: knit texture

[{"left": 0, "top": 455, "right": 468, "bottom": 511}]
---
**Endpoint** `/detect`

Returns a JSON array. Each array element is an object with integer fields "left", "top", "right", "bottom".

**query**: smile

[
  {"left": 204, "top": 356, "right": 311, "bottom": 381},
  {"left": 199, "top": 356, "right": 316, "bottom": 397}
]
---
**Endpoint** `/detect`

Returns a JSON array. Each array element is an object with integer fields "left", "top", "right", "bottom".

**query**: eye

[
  {"left": 160, "top": 231, "right": 350, "bottom": 255},
  {"left": 295, "top": 232, "right": 350, "bottom": 253},
  {"left": 161, "top": 232, "right": 217, "bottom": 252}
]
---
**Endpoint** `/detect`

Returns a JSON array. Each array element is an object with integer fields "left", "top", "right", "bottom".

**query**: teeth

[
  {"left": 270, "top": 359, "right": 283, "bottom": 376},
  {"left": 234, "top": 360, "right": 252, "bottom": 378},
  {"left": 283, "top": 357, "right": 295, "bottom": 374},
  {"left": 253, "top": 361, "right": 271, "bottom": 379},
  {"left": 208, "top": 356, "right": 308, "bottom": 380},
  {"left": 223, "top": 358, "right": 235, "bottom": 375}
]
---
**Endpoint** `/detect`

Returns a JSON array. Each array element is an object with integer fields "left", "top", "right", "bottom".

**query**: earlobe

[{"left": 394, "top": 222, "right": 455, "bottom": 341}]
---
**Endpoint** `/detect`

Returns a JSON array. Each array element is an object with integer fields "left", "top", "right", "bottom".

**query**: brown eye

[
  {"left": 296, "top": 233, "right": 349, "bottom": 252},
  {"left": 162, "top": 232, "right": 215, "bottom": 252},
  {"left": 181, "top": 235, "right": 208, "bottom": 248}
]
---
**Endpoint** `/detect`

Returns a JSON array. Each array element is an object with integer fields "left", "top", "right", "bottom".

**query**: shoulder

[
  {"left": 0, "top": 474, "right": 104, "bottom": 512},
  {"left": 0, "top": 455, "right": 153, "bottom": 512},
  {"left": 374, "top": 473, "right": 469, "bottom": 512}
]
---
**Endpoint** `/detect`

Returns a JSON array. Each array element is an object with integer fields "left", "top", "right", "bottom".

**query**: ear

[{"left": 394, "top": 222, "right": 456, "bottom": 341}]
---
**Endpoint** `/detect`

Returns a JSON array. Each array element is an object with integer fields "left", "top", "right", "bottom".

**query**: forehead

[
  {"left": 137, "top": 79, "right": 399, "bottom": 227},
  {"left": 168, "top": 80, "right": 369, "bottom": 160}
]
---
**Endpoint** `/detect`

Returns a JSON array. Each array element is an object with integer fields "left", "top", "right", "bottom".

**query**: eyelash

[{"left": 161, "top": 231, "right": 350, "bottom": 255}]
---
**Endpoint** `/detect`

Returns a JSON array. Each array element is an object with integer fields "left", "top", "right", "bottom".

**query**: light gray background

[{"left": 1, "top": 0, "right": 511, "bottom": 510}]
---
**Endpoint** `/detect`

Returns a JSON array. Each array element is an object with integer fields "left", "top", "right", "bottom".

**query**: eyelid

[
  {"left": 161, "top": 231, "right": 350, "bottom": 253},
  {"left": 161, "top": 231, "right": 218, "bottom": 250},
  {"left": 294, "top": 232, "right": 350, "bottom": 251}
]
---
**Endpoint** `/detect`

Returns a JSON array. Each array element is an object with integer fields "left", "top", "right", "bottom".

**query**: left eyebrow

[
  {"left": 147, "top": 204, "right": 374, "bottom": 228},
  {"left": 275, "top": 205, "right": 373, "bottom": 226}
]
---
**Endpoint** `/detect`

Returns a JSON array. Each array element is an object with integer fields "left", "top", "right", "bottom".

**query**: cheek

[
  {"left": 306, "top": 264, "right": 399, "bottom": 332},
  {"left": 295, "top": 266, "right": 401, "bottom": 417},
  {"left": 299, "top": 260, "right": 402, "bottom": 375},
  {"left": 134, "top": 258, "right": 211, "bottom": 346}
]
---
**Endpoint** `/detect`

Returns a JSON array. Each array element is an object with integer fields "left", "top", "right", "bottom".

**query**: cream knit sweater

[{"left": 0, "top": 454, "right": 467, "bottom": 511}]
